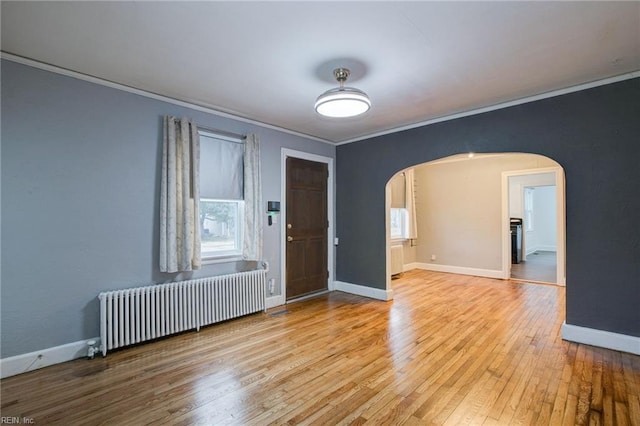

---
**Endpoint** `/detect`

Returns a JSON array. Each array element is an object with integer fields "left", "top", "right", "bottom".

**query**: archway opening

[{"left": 384, "top": 152, "right": 565, "bottom": 293}]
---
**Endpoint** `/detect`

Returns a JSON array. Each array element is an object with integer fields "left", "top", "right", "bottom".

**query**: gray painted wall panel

[
  {"left": 336, "top": 78, "right": 640, "bottom": 337},
  {"left": 1, "top": 60, "right": 335, "bottom": 358}
]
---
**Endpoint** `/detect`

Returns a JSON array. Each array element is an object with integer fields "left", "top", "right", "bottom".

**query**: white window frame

[
  {"left": 524, "top": 187, "right": 534, "bottom": 232},
  {"left": 198, "top": 128, "right": 246, "bottom": 262}
]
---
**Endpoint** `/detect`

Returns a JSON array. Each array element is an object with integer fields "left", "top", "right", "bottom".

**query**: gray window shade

[
  {"left": 199, "top": 133, "right": 243, "bottom": 200},
  {"left": 390, "top": 173, "right": 406, "bottom": 208}
]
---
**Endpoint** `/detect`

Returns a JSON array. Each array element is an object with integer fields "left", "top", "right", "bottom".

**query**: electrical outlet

[{"left": 431, "top": 254, "right": 436, "bottom": 261}]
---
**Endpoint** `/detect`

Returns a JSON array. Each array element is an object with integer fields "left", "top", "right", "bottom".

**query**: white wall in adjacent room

[{"left": 531, "top": 185, "right": 557, "bottom": 252}]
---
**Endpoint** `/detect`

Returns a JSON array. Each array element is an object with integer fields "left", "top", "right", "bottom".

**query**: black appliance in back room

[{"left": 510, "top": 218, "right": 523, "bottom": 264}]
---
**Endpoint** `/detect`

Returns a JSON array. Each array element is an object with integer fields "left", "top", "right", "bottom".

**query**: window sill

[
  {"left": 201, "top": 255, "right": 244, "bottom": 265},
  {"left": 390, "top": 238, "right": 408, "bottom": 244}
]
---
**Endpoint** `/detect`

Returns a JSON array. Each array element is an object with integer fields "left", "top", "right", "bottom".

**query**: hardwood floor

[{"left": 2, "top": 270, "right": 639, "bottom": 425}]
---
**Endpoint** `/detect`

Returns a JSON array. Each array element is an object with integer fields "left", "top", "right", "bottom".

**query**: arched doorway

[{"left": 384, "top": 153, "right": 565, "bottom": 293}]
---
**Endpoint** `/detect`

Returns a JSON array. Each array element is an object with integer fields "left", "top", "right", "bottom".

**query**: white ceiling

[{"left": 2, "top": 1, "right": 639, "bottom": 144}]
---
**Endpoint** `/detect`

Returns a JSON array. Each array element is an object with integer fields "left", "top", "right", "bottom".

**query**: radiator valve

[{"left": 87, "top": 340, "right": 98, "bottom": 360}]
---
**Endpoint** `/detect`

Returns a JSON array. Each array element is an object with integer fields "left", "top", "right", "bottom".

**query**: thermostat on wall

[{"left": 267, "top": 201, "right": 280, "bottom": 212}]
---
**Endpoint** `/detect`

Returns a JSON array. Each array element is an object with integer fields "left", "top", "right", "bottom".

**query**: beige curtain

[
  {"left": 390, "top": 173, "right": 406, "bottom": 208},
  {"left": 159, "top": 116, "right": 201, "bottom": 272},
  {"left": 405, "top": 168, "right": 418, "bottom": 239},
  {"left": 243, "top": 134, "right": 263, "bottom": 260}
]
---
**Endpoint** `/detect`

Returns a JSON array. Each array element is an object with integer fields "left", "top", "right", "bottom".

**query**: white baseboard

[
  {"left": 562, "top": 322, "right": 640, "bottom": 355},
  {"left": 1, "top": 338, "right": 100, "bottom": 379},
  {"left": 412, "top": 262, "right": 504, "bottom": 279},
  {"left": 265, "top": 295, "right": 285, "bottom": 310},
  {"left": 334, "top": 281, "right": 393, "bottom": 301},
  {"left": 403, "top": 262, "right": 420, "bottom": 272}
]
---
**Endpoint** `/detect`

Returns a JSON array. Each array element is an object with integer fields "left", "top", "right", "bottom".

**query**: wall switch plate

[
  {"left": 431, "top": 254, "right": 436, "bottom": 261},
  {"left": 334, "top": 237, "right": 339, "bottom": 245}
]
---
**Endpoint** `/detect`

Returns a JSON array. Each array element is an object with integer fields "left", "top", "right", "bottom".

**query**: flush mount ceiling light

[{"left": 315, "top": 68, "right": 371, "bottom": 118}]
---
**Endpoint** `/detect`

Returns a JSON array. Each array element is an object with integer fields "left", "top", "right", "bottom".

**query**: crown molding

[
  {"left": 336, "top": 70, "right": 640, "bottom": 146},
  {"left": 3, "top": 51, "right": 637, "bottom": 147},
  {"left": 0, "top": 52, "right": 333, "bottom": 146}
]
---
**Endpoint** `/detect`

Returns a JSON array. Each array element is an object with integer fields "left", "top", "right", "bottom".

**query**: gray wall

[
  {"left": 336, "top": 77, "right": 640, "bottom": 337},
  {"left": 1, "top": 59, "right": 335, "bottom": 358}
]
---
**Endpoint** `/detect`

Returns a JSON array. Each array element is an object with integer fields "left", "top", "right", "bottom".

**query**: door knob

[
  {"left": 287, "top": 224, "right": 292, "bottom": 229},
  {"left": 287, "top": 236, "right": 293, "bottom": 242}
]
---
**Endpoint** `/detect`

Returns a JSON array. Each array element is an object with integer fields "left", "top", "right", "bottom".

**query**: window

[
  {"left": 199, "top": 131, "right": 244, "bottom": 259},
  {"left": 200, "top": 199, "right": 243, "bottom": 258},
  {"left": 390, "top": 208, "right": 408, "bottom": 240},
  {"left": 524, "top": 187, "right": 534, "bottom": 232},
  {"left": 389, "top": 172, "right": 409, "bottom": 240}
]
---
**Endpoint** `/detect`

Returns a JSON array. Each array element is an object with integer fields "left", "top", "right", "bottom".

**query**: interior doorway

[
  {"left": 509, "top": 183, "right": 558, "bottom": 283},
  {"left": 502, "top": 167, "right": 565, "bottom": 286}
]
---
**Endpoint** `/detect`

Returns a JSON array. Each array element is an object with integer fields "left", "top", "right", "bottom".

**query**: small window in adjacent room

[
  {"left": 524, "top": 187, "right": 534, "bottom": 232},
  {"left": 390, "top": 208, "right": 408, "bottom": 240},
  {"left": 199, "top": 131, "right": 244, "bottom": 259}
]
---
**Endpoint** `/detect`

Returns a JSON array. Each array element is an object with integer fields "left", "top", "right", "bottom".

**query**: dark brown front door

[{"left": 286, "top": 157, "right": 328, "bottom": 300}]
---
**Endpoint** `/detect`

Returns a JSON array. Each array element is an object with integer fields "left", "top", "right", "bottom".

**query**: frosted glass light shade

[{"left": 315, "top": 87, "right": 371, "bottom": 118}]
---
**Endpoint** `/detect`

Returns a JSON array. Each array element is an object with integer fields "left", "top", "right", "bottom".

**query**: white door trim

[
  {"left": 501, "top": 166, "right": 566, "bottom": 285},
  {"left": 385, "top": 180, "right": 393, "bottom": 296},
  {"left": 280, "top": 149, "right": 335, "bottom": 303}
]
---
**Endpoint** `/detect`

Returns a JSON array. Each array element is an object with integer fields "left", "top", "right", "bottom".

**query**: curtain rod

[{"left": 197, "top": 124, "right": 246, "bottom": 143}]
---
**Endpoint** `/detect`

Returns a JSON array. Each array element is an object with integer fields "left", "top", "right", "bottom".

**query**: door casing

[
  {"left": 501, "top": 166, "right": 566, "bottom": 285},
  {"left": 279, "top": 149, "right": 334, "bottom": 304}
]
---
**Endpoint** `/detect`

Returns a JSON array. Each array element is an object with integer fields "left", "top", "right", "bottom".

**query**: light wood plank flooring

[{"left": 2, "top": 270, "right": 639, "bottom": 425}]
